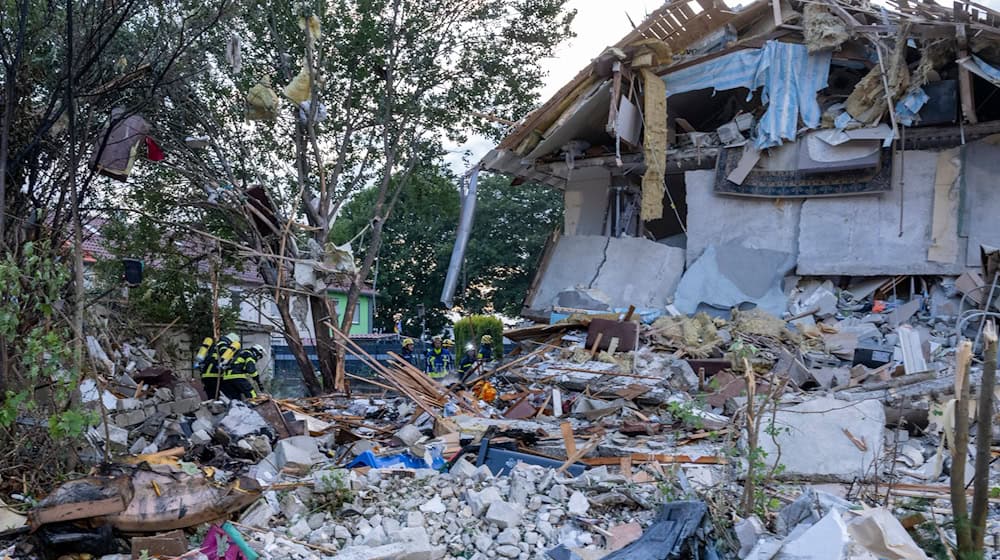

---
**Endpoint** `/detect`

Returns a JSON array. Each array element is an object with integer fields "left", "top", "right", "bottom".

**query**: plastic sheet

[{"left": 346, "top": 449, "right": 445, "bottom": 470}]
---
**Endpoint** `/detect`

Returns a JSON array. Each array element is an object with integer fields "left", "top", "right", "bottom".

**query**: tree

[
  {"left": 139, "top": 0, "right": 576, "bottom": 394},
  {"left": 331, "top": 164, "right": 460, "bottom": 335},
  {"left": 0, "top": 0, "right": 231, "bottom": 479},
  {"left": 93, "top": 214, "right": 241, "bottom": 340},
  {"left": 331, "top": 169, "right": 562, "bottom": 333}
]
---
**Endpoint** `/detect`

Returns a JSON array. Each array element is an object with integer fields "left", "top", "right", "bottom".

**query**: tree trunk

[
  {"left": 275, "top": 293, "right": 322, "bottom": 396},
  {"left": 259, "top": 263, "right": 323, "bottom": 396},
  {"left": 951, "top": 340, "right": 974, "bottom": 555},
  {"left": 309, "top": 293, "right": 339, "bottom": 391},
  {"left": 65, "top": 0, "right": 85, "bottom": 374},
  {"left": 972, "top": 321, "right": 998, "bottom": 550}
]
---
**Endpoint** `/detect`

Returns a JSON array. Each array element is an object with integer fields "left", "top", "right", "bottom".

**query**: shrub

[{"left": 453, "top": 315, "right": 503, "bottom": 358}]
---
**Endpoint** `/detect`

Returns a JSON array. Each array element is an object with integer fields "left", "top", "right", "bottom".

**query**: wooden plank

[
  {"left": 30, "top": 496, "right": 127, "bottom": 528},
  {"left": 589, "top": 333, "right": 604, "bottom": 359},
  {"left": 772, "top": 0, "right": 784, "bottom": 26},
  {"left": 955, "top": 3, "right": 979, "bottom": 124},
  {"left": 582, "top": 453, "right": 728, "bottom": 466},
  {"left": 556, "top": 435, "right": 601, "bottom": 474},
  {"left": 560, "top": 422, "right": 577, "bottom": 457}
]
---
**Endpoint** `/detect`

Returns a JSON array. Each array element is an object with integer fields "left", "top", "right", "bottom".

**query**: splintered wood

[{"left": 326, "top": 322, "right": 477, "bottom": 417}]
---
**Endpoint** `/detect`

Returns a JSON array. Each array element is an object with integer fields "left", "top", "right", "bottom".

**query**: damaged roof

[{"left": 482, "top": 0, "right": 1000, "bottom": 186}]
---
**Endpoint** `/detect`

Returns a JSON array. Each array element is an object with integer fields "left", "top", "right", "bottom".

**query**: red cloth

[{"left": 145, "top": 136, "right": 165, "bottom": 161}]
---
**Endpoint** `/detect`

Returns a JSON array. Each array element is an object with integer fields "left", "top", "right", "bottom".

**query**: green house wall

[{"left": 329, "top": 292, "right": 373, "bottom": 335}]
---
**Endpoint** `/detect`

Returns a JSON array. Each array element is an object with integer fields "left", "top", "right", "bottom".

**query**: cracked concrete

[{"left": 528, "top": 235, "right": 685, "bottom": 312}]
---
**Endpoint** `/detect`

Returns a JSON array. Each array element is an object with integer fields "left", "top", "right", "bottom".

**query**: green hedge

[{"left": 454, "top": 315, "right": 504, "bottom": 358}]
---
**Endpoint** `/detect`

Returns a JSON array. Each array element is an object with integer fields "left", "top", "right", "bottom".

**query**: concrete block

[
  {"left": 153, "top": 387, "right": 174, "bottom": 402},
  {"left": 798, "top": 150, "right": 966, "bottom": 275},
  {"left": 173, "top": 383, "right": 200, "bottom": 400},
  {"left": 219, "top": 403, "right": 271, "bottom": 439},
  {"left": 137, "top": 412, "right": 168, "bottom": 438},
  {"left": 239, "top": 500, "right": 276, "bottom": 529},
  {"left": 529, "top": 235, "right": 685, "bottom": 312},
  {"left": 754, "top": 397, "right": 885, "bottom": 482},
  {"left": 129, "top": 437, "right": 149, "bottom": 455},
  {"left": 684, "top": 170, "right": 801, "bottom": 266},
  {"left": 190, "top": 429, "right": 212, "bottom": 446},
  {"left": 156, "top": 404, "right": 172, "bottom": 415},
  {"left": 90, "top": 423, "right": 129, "bottom": 450},
  {"left": 117, "top": 398, "right": 142, "bottom": 411},
  {"left": 274, "top": 435, "right": 321, "bottom": 474},
  {"left": 466, "top": 486, "right": 502, "bottom": 517},
  {"left": 171, "top": 398, "right": 201, "bottom": 415},
  {"left": 485, "top": 501, "right": 522, "bottom": 529},
  {"left": 449, "top": 457, "right": 477, "bottom": 479},
  {"left": 114, "top": 409, "right": 146, "bottom": 427}
]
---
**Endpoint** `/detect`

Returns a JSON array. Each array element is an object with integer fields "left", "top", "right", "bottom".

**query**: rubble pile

[{"left": 5, "top": 269, "right": 998, "bottom": 560}]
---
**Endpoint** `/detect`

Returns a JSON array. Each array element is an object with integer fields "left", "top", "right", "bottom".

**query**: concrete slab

[
  {"left": 684, "top": 170, "right": 801, "bottom": 266},
  {"left": 674, "top": 242, "right": 795, "bottom": 316},
  {"left": 756, "top": 397, "right": 885, "bottom": 482},
  {"left": 963, "top": 138, "right": 1000, "bottom": 266},
  {"left": 798, "top": 150, "right": 967, "bottom": 276},
  {"left": 529, "top": 235, "right": 684, "bottom": 311}
]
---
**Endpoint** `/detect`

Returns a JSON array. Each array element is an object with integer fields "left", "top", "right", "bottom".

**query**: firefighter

[
  {"left": 200, "top": 333, "right": 239, "bottom": 399},
  {"left": 425, "top": 336, "right": 452, "bottom": 378},
  {"left": 458, "top": 344, "right": 478, "bottom": 379},
  {"left": 401, "top": 338, "right": 417, "bottom": 365},
  {"left": 479, "top": 334, "right": 495, "bottom": 362},
  {"left": 221, "top": 344, "right": 265, "bottom": 400}
]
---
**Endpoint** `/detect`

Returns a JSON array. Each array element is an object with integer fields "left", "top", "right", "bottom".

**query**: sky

[
  {"left": 443, "top": 0, "right": 1000, "bottom": 173},
  {"left": 444, "top": 0, "right": 665, "bottom": 173}
]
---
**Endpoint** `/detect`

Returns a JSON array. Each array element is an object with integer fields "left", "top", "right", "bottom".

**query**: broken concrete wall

[
  {"left": 528, "top": 235, "right": 684, "bottom": 312},
  {"left": 563, "top": 167, "right": 610, "bottom": 236},
  {"left": 963, "top": 137, "right": 1000, "bottom": 266},
  {"left": 684, "top": 170, "right": 802, "bottom": 266},
  {"left": 798, "top": 150, "right": 968, "bottom": 276}
]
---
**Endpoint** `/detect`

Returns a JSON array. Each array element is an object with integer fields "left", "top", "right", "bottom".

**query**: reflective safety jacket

[
  {"left": 425, "top": 347, "right": 453, "bottom": 378},
  {"left": 479, "top": 344, "right": 493, "bottom": 362},
  {"left": 458, "top": 354, "right": 478, "bottom": 377},
  {"left": 225, "top": 350, "right": 259, "bottom": 381}
]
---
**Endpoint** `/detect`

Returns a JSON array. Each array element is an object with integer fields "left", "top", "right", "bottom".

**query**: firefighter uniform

[
  {"left": 221, "top": 345, "right": 263, "bottom": 400},
  {"left": 458, "top": 350, "right": 478, "bottom": 377},
  {"left": 401, "top": 338, "right": 417, "bottom": 365},
  {"left": 425, "top": 339, "right": 453, "bottom": 378},
  {"left": 479, "top": 334, "right": 495, "bottom": 362},
  {"left": 200, "top": 334, "right": 238, "bottom": 399}
]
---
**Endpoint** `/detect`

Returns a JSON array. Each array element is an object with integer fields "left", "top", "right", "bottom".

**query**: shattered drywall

[
  {"left": 797, "top": 150, "right": 968, "bottom": 276},
  {"left": 684, "top": 170, "right": 802, "bottom": 266},
  {"left": 528, "top": 235, "right": 684, "bottom": 312}
]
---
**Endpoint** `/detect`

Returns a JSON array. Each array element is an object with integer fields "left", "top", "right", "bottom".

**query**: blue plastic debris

[{"left": 345, "top": 449, "right": 445, "bottom": 470}]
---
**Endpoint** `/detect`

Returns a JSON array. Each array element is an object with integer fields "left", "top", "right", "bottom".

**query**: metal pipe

[{"left": 440, "top": 167, "right": 480, "bottom": 308}]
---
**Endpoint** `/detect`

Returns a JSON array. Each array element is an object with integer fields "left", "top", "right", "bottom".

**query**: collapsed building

[
  {"left": 475, "top": 0, "right": 1000, "bottom": 320},
  {"left": 10, "top": 1, "right": 1000, "bottom": 559}
]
